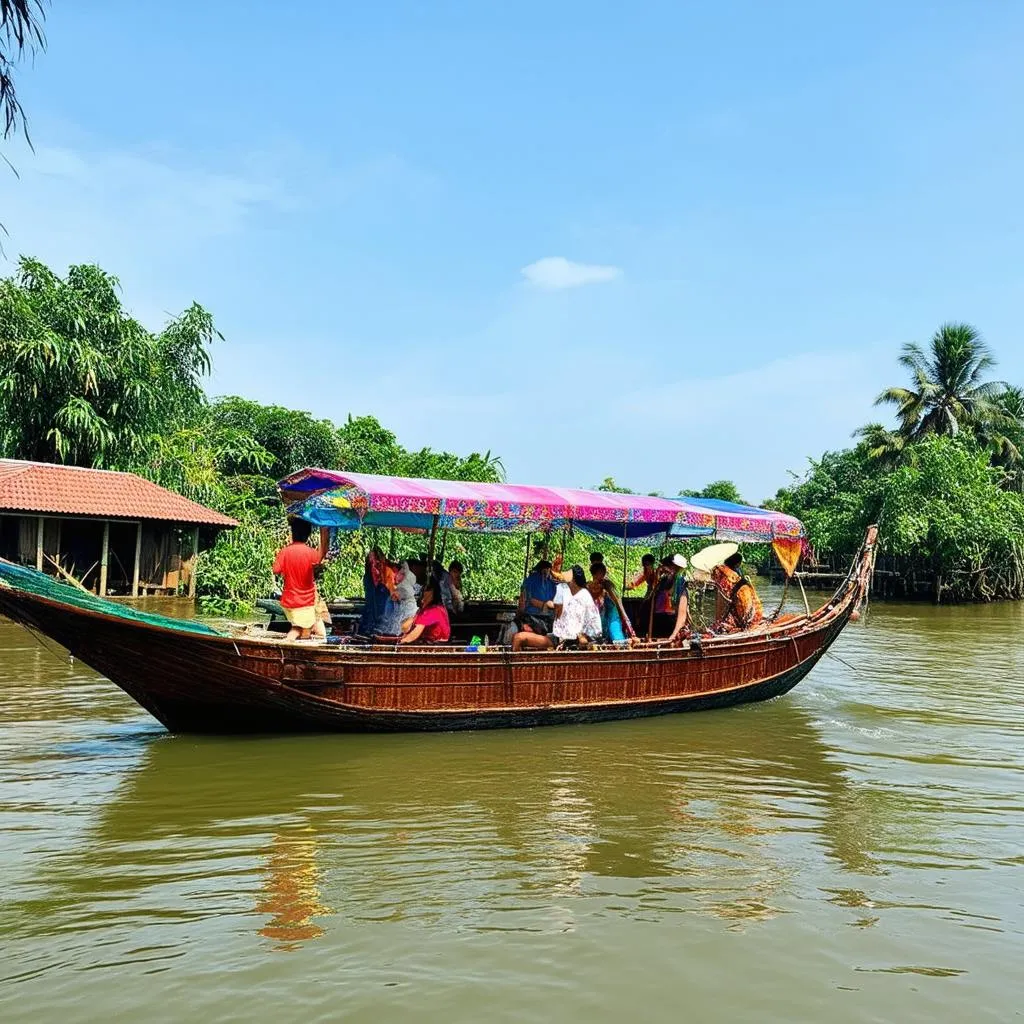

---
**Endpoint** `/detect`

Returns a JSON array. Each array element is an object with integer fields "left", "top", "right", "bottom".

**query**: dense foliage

[
  {"left": 771, "top": 325, "right": 1024, "bottom": 601},
  {"left": 0, "top": 259, "right": 217, "bottom": 467}
]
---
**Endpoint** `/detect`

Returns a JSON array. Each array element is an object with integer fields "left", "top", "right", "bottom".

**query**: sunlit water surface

[{"left": 1, "top": 592, "right": 1022, "bottom": 1022}]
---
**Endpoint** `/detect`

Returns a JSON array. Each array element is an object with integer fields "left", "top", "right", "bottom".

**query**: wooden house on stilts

[{"left": 0, "top": 460, "right": 237, "bottom": 597}]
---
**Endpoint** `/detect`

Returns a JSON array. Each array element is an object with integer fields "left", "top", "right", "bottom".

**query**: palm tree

[
  {"left": 853, "top": 422, "right": 907, "bottom": 467},
  {"left": 987, "top": 386, "right": 1024, "bottom": 491},
  {"left": 875, "top": 323, "right": 1009, "bottom": 441}
]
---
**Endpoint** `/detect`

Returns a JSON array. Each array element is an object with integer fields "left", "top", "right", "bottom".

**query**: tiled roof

[{"left": 0, "top": 460, "right": 238, "bottom": 527}]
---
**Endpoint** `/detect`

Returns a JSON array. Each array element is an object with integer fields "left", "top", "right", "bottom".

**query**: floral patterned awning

[{"left": 278, "top": 469, "right": 805, "bottom": 543}]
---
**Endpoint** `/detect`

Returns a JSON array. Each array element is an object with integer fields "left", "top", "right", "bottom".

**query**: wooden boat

[{"left": 0, "top": 524, "right": 876, "bottom": 734}]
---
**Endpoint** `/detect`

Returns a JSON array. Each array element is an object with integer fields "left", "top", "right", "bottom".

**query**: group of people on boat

[
  {"left": 356, "top": 545, "right": 463, "bottom": 643},
  {"left": 270, "top": 519, "right": 462, "bottom": 644},
  {"left": 271, "top": 519, "right": 764, "bottom": 646}
]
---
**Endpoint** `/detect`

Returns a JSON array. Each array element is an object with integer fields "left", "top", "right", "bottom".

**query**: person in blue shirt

[{"left": 518, "top": 560, "right": 556, "bottom": 624}]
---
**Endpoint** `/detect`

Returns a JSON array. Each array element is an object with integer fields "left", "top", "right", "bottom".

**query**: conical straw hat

[{"left": 689, "top": 541, "right": 739, "bottom": 574}]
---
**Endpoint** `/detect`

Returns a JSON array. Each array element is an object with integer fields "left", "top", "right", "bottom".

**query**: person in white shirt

[{"left": 550, "top": 565, "right": 602, "bottom": 647}]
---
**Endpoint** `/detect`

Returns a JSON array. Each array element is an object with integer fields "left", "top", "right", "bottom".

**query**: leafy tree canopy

[
  {"left": 211, "top": 396, "right": 343, "bottom": 479},
  {"left": 595, "top": 476, "right": 633, "bottom": 493},
  {"left": 680, "top": 480, "right": 746, "bottom": 505},
  {"left": 0, "top": 257, "right": 216, "bottom": 468}
]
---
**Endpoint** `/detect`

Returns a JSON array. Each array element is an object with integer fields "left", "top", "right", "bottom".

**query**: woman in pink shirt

[{"left": 399, "top": 577, "right": 451, "bottom": 645}]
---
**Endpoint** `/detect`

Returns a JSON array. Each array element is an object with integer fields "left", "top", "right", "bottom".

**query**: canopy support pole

[
  {"left": 438, "top": 529, "right": 449, "bottom": 566},
  {"left": 621, "top": 521, "right": 628, "bottom": 593},
  {"left": 796, "top": 573, "right": 810, "bottom": 617},
  {"left": 426, "top": 515, "right": 440, "bottom": 566},
  {"left": 523, "top": 532, "right": 532, "bottom": 583}
]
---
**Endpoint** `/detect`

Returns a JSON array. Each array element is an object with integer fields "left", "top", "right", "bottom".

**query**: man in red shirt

[{"left": 272, "top": 519, "right": 330, "bottom": 642}]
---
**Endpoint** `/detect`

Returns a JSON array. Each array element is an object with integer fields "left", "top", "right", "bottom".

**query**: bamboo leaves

[{"left": 0, "top": 256, "right": 216, "bottom": 469}]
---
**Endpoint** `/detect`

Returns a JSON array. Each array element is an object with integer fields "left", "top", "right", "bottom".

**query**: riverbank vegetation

[
  {"left": 3, "top": 259, "right": 1024, "bottom": 605},
  {"left": 768, "top": 325, "right": 1024, "bottom": 601}
]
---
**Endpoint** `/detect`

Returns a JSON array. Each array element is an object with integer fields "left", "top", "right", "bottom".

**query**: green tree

[
  {"left": 211, "top": 396, "right": 343, "bottom": 478},
  {"left": 986, "top": 386, "right": 1024, "bottom": 491},
  {"left": 875, "top": 323, "right": 1008, "bottom": 443},
  {"left": 879, "top": 435, "right": 1024, "bottom": 599},
  {"left": 0, "top": 258, "right": 216, "bottom": 468},
  {"left": 851, "top": 422, "right": 907, "bottom": 468},
  {"left": 680, "top": 480, "right": 746, "bottom": 504},
  {"left": 337, "top": 415, "right": 405, "bottom": 475},
  {"left": 595, "top": 476, "right": 633, "bottom": 493}
]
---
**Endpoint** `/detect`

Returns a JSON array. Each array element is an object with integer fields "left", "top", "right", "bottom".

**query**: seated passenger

[
  {"left": 447, "top": 560, "right": 466, "bottom": 615},
  {"left": 431, "top": 559, "right": 454, "bottom": 611},
  {"left": 399, "top": 576, "right": 451, "bottom": 644},
  {"left": 591, "top": 563, "right": 634, "bottom": 644},
  {"left": 651, "top": 554, "right": 689, "bottom": 639},
  {"left": 519, "top": 560, "right": 556, "bottom": 623},
  {"left": 511, "top": 612, "right": 554, "bottom": 651},
  {"left": 358, "top": 547, "right": 390, "bottom": 636},
  {"left": 551, "top": 565, "right": 602, "bottom": 648},
  {"left": 378, "top": 560, "right": 417, "bottom": 636},
  {"left": 710, "top": 552, "right": 764, "bottom": 633}
]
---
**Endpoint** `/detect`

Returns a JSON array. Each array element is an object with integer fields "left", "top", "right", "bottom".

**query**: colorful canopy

[
  {"left": 278, "top": 469, "right": 805, "bottom": 544},
  {"left": 668, "top": 497, "right": 806, "bottom": 544}
]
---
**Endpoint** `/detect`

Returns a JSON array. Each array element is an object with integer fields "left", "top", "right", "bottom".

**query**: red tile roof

[{"left": 0, "top": 460, "right": 238, "bottom": 527}]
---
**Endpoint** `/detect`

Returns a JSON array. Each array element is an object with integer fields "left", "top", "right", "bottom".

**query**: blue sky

[{"left": 3, "top": 1, "right": 1023, "bottom": 501}]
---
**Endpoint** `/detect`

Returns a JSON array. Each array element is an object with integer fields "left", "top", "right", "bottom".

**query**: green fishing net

[{"left": 0, "top": 559, "right": 221, "bottom": 636}]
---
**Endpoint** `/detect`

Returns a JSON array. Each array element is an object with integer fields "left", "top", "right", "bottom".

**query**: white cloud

[{"left": 520, "top": 256, "right": 622, "bottom": 290}]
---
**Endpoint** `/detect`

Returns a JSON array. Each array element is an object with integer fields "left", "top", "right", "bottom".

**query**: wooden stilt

[
  {"left": 188, "top": 526, "right": 200, "bottom": 598},
  {"left": 35, "top": 516, "right": 44, "bottom": 571},
  {"left": 99, "top": 521, "right": 110, "bottom": 596},
  {"left": 132, "top": 522, "right": 142, "bottom": 597}
]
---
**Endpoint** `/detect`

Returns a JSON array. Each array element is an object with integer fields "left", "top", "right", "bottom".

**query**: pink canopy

[{"left": 278, "top": 469, "right": 805, "bottom": 542}]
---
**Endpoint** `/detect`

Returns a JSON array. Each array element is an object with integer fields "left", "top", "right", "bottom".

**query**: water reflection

[
  {"left": 255, "top": 827, "right": 331, "bottom": 949},
  {"left": 11, "top": 698, "right": 880, "bottom": 946}
]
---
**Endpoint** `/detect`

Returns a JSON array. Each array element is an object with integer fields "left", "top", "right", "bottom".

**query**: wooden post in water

[
  {"left": 132, "top": 522, "right": 142, "bottom": 597},
  {"left": 188, "top": 526, "right": 199, "bottom": 598},
  {"left": 99, "top": 521, "right": 110, "bottom": 597},
  {"left": 35, "top": 516, "right": 44, "bottom": 572}
]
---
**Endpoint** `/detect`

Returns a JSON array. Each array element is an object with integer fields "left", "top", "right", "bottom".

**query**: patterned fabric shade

[{"left": 278, "top": 469, "right": 805, "bottom": 544}]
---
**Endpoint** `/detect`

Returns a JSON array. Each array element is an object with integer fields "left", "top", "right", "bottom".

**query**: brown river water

[{"left": 1, "top": 591, "right": 1022, "bottom": 1022}]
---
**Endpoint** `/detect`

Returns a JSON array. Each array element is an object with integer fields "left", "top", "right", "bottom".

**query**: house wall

[{"left": 0, "top": 513, "right": 195, "bottom": 595}]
